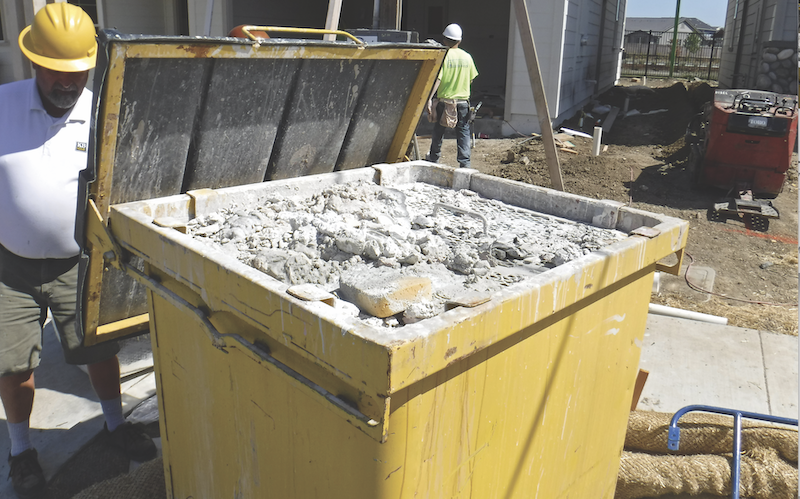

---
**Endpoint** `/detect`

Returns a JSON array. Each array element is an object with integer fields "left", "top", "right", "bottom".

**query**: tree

[{"left": 684, "top": 33, "right": 702, "bottom": 54}]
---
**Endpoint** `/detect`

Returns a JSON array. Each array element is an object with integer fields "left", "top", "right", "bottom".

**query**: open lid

[{"left": 76, "top": 29, "right": 445, "bottom": 344}]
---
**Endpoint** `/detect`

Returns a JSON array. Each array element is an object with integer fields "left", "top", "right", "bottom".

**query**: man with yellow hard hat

[{"left": 0, "top": 4, "right": 155, "bottom": 497}]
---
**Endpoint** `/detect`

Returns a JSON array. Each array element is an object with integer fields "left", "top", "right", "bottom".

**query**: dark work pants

[{"left": 427, "top": 101, "right": 471, "bottom": 168}]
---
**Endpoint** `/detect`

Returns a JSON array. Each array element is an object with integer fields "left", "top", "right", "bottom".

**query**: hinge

[{"left": 85, "top": 198, "right": 124, "bottom": 269}]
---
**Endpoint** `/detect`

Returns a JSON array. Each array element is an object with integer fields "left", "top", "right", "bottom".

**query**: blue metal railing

[{"left": 668, "top": 404, "right": 798, "bottom": 499}]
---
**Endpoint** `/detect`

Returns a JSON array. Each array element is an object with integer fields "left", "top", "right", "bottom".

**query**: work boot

[
  {"left": 7, "top": 449, "right": 46, "bottom": 499},
  {"left": 105, "top": 422, "right": 157, "bottom": 462}
]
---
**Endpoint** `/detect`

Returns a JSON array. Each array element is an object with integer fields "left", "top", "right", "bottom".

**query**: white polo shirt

[{"left": 0, "top": 79, "right": 92, "bottom": 259}]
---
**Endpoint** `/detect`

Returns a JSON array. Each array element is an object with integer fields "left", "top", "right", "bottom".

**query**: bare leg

[
  {"left": 86, "top": 356, "right": 120, "bottom": 401},
  {"left": 0, "top": 371, "right": 35, "bottom": 424}
]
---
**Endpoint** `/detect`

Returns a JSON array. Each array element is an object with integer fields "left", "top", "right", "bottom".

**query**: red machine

[{"left": 687, "top": 89, "right": 798, "bottom": 231}]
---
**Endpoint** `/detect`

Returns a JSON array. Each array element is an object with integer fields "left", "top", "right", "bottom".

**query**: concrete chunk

[{"left": 340, "top": 266, "right": 432, "bottom": 318}]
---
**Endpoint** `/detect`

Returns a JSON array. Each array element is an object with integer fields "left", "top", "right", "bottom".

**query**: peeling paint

[{"left": 176, "top": 44, "right": 214, "bottom": 58}]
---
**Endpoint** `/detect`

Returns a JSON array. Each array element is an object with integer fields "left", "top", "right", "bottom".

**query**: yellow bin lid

[{"left": 75, "top": 29, "right": 446, "bottom": 344}]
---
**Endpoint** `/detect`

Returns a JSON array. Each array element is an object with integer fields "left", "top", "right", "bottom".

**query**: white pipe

[
  {"left": 373, "top": 0, "right": 381, "bottom": 28},
  {"left": 203, "top": 0, "right": 214, "bottom": 36},
  {"left": 592, "top": 126, "right": 602, "bottom": 156},
  {"left": 648, "top": 303, "right": 728, "bottom": 325},
  {"left": 324, "top": 0, "right": 343, "bottom": 41}
]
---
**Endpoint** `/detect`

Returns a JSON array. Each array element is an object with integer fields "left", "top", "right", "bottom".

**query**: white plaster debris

[{"left": 186, "top": 181, "right": 627, "bottom": 326}]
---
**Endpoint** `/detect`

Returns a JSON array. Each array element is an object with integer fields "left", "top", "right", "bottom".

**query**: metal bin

[{"left": 79, "top": 31, "right": 688, "bottom": 499}]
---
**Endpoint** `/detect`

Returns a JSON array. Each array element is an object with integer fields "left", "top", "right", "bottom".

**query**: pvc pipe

[
  {"left": 560, "top": 127, "right": 592, "bottom": 138},
  {"left": 203, "top": 0, "right": 214, "bottom": 36},
  {"left": 592, "top": 126, "right": 602, "bottom": 156},
  {"left": 323, "top": 0, "right": 343, "bottom": 41},
  {"left": 648, "top": 303, "right": 728, "bottom": 325},
  {"left": 651, "top": 272, "right": 661, "bottom": 294}
]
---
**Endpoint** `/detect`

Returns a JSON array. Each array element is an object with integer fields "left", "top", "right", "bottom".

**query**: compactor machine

[{"left": 687, "top": 89, "right": 797, "bottom": 231}]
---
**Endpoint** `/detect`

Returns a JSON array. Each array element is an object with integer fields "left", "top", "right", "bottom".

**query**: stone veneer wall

[{"left": 754, "top": 42, "right": 798, "bottom": 95}]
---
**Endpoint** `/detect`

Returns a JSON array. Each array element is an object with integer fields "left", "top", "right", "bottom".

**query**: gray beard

[{"left": 46, "top": 85, "right": 81, "bottom": 110}]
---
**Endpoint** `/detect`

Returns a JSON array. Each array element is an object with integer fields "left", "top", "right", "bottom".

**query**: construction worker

[
  {"left": 425, "top": 23, "right": 479, "bottom": 168},
  {"left": 0, "top": 4, "right": 155, "bottom": 497}
]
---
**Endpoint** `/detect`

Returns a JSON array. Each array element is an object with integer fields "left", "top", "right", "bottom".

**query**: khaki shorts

[{"left": 0, "top": 245, "right": 119, "bottom": 375}]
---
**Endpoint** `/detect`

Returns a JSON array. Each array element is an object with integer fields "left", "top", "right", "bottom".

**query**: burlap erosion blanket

[{"left": 616, "top": 410, "right": 798, "bottom": 499}]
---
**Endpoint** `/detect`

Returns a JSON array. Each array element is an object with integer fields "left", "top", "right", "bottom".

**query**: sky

[{"left": 626, "top": 0, "right": 728, "bottom": 27}]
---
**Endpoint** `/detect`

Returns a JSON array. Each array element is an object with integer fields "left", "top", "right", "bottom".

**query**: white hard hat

[{"left": 442, "top": 23, "right": 462, "bottom": 42}]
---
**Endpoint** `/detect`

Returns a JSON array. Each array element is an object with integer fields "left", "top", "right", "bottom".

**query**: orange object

[
  {"left": 699, "top": 89, "right": 797, "bottom": 197},
  {"left": 228, "top": 25, "right": 270, "bottom": 40}
]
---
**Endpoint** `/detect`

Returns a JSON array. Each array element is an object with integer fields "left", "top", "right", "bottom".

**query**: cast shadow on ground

[
  {"left": 625, "top": 144, "right": 732, "bottom": 211},
  {"left": 0, "top": 414, "right": 159, "bottom": 499}
]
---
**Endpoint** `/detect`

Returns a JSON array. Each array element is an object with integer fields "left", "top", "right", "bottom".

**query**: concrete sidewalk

[
  {"left": 0, "top": 313, "right": 795, "bottom": 498},
  {"left": 638, "top": 314, "right": 798, "bottom": 419}
]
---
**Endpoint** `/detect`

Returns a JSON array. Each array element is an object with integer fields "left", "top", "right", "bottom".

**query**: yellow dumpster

[{"left": 79, "top": 31, "right": 688, "bottom": 499}]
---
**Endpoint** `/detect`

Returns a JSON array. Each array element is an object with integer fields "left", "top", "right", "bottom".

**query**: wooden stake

[
  {"left": 512, "top": 0, "right": 564, "bottom": 191},
  {"left": 631, "top": 369, "right": 649, "bottom": 411}
]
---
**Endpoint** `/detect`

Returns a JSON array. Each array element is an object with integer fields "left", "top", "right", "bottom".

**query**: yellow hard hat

[{"left": 18, "top": 3, "right": 97, "bottom": 72}]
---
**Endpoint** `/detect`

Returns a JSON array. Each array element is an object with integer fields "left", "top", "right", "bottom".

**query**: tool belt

[{"left": 429, "top": 98, "right": 468, "bottom": 128}]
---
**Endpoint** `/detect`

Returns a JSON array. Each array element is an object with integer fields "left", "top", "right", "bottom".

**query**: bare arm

[{"left": 426, "top": 78, "right": 441, "bottom": 115}]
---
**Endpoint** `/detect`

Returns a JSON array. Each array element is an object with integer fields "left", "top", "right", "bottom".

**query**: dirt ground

[{"left": 419, "top": 77, "right": 798, "bottom": 335}]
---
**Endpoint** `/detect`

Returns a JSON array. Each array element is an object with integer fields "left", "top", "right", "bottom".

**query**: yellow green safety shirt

[{"left": 436, "top": 47, "right": 478, "bottom": 100}]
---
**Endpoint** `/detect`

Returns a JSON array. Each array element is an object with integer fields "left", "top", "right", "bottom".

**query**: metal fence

[{"left": 621, "top": 30, "right": 722, "bottom": 80}]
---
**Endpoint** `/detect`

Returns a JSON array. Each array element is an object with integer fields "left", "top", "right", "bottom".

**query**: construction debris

[
  {"left": 340, "top": 268, "right": 432, "bottom": 318},
  {"left": 601, "top": 106, "right": 621, "bottom": 132},
  {"left": 186, "top": 180, "right": 627, "bottom": 325}
]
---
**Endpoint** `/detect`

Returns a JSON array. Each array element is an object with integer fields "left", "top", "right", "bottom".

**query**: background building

[
  {"left": 716, "top": 0, "right": 797, "bottom": 94},
  {"left": 0, "top": 0, "right": 630, "bottom": 134}
]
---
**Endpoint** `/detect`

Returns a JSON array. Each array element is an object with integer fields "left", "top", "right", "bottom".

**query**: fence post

[
  {"left": 644, "top": 30, "right": 652, "bottom": 78},
  {"left": 668, "top": 0, "right": 682, "bottom": 77},
  {"left": 707, "top": 35, "right": 716, "bottom": 81}
]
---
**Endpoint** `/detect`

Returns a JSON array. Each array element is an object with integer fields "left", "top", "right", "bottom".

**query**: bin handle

[
  {"left": 240, "top": 26, "right": 364, "bottom": 46},
  {"left": 119, "top": 261, "right": 382, "bottom": 431},
  {"left": 121, "top": 262, "right": 230, "bottom": 350}
]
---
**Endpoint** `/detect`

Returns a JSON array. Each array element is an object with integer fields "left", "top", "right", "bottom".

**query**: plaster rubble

[{"left": 186, "top": 181, "right": 627, "bottom": 326}]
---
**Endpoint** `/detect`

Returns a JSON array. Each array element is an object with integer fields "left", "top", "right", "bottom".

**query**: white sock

[
  {"left": 7, "top": 420, "right": 33, "bottom": 457},
  {"left": 100, "top": 397, "right": 126, "bottom": 432}
]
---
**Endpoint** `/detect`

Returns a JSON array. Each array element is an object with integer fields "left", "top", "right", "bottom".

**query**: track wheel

[
  {"left": 749, "top": 215, "right": 770, "bottom": 232},
  {"left": 706, "top": 208, "right": 722, "bottom": 223}
]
